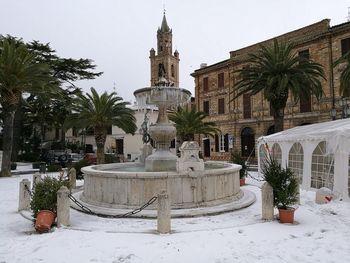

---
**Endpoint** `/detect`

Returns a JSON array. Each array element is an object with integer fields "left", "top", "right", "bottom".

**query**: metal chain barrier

[
  {"left": 22, "top": 179, "right": 158, "bottom": 218},
  {"left": 68, "top": 193, "right": 158, "bottom": 218},
  {"left": 247, "top": 172, "right": 265, "bottom": 182}
]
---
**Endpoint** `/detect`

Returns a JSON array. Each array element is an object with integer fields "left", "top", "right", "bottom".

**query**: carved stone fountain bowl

[{"left": 80, "top": 161, "right": 243, "bottom": 210}]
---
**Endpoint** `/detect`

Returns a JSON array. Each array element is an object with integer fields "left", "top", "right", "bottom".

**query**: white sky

[{"left": 1, "top": 0, "right": 350, "bottom": 102}]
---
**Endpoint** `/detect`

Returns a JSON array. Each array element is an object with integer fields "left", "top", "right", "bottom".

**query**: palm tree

[
  {"left": 232, "top": 40, "right": 325, "bottom": 132},
  {"left": 0, "top": 36, "right": 54, "bottom": 177},
  {"left": 66, "top": 88, "right": 137, "bottom": 164},
  {"left": 169, "top": 106, "right": 220, "bottom": 142},
  {"left": 334, "top": 51, "right": 350, "bottom": 97}
]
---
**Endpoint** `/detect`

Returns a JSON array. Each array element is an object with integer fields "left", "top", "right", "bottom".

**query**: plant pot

[
  {"left": 35, "top": 210, "right": 56, "bottom": 233},
  {"left": 278, "top": 207, "right": 295, "bottom": 224},
  {"left": 240, "top": 178, "right": 246, "bottom": 186}
]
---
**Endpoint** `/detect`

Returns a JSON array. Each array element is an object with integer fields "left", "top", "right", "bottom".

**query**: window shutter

[
  {"left": 300, "top": 94, "right": 311, "bottom": 113},
  {"left": 203, "top": 77, "right": 209, "bottom": 92},
  {"left": 215, "top": 134, "right": 219, "bottom": 152},
  {"left": 224, "top": 134, "right": 229, "bottom": 152}
]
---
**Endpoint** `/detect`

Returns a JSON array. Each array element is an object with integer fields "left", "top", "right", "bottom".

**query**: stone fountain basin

[
  {"left": 80, "top": 161, "right": 242, "bottom": 210},
  {"left": 134, "top": 86, "right": 192, "bottom": 107}
]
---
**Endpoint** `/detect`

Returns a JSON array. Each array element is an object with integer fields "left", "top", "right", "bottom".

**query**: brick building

[{"left": 191, "top": 19, "right": 350, "bottom": 161}]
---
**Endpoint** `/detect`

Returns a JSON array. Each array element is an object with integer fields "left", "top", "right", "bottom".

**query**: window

[
  {"left": 300, "top": 94, "right": 311, "bottom": 113},
  {"left": 203, "top": 101, "right": 209, "bottom": 114},
  {"left": 218, "top": 72, "right": 224, "bottom": 88},
  {"left": 72, "top": 127, "right": 78, "bottom": 137},
  {"left": 289, "top": 142, "right": 304, "bottom": 184},
  {"left": 298, "top": 49, "right": 310, "bottom": 63},
  {"left": 218, "top": 98, "right": 225, "bottom": 114},
  {"left": 215, "top": 134, "right": 229, "bottom": 152},
  {"left": 203, "top": 77, "right": 209, "bottom": 92},
  {"left": 243, "top": 94, "right": 251, "bottom": 119},
  {"left": 311, "top": 141, "right": 334, "bottom": 190},
  {"left": 341, "top": 38, "right": 350, "bottom": 56}
]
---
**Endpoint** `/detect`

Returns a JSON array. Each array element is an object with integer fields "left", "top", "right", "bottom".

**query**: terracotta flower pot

[
  {"left": 240, "top": 178, "right": 246, "bottom": 186},
  {"left": 278, "top": 207, "right": 295, "bottom": 224},
  {"left": 35, "top": 210, "right": 56, "bottom": 233}
]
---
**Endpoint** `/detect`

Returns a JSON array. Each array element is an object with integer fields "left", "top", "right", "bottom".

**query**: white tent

[{"left": 257, "top": 119, "right": 350, "bottom": 201}]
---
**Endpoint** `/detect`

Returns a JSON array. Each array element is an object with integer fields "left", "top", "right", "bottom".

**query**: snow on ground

[{"left": 1, "top": 166, "right": 350, "bottom": 263}]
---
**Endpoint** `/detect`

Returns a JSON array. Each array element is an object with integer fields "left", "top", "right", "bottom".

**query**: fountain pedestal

[{"left": 145, "top": 123, "right": 177, "bottom": 171}]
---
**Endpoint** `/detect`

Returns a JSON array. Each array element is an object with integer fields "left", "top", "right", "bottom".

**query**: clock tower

[{"left": 149, "top": 12, "right": 180, "bottom": 87}]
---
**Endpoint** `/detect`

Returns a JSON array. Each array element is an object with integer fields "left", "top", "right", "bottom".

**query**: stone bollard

[
  {"left": 157, "top": 190, "right": 171, "bottom": 234},
  {"left": 57, "top": 186, "right": 70, "bottom": 227},
  {"left": 18, "top": 179, "right": 31, "bottom": 211},
  {"left": 68, "top": 168, "right": 76, "bottom": 189},
  {"left": 262, "top": 182, "right": 274, "bottom": 221},
  {"left": 32, "top": 172, "right": 42, "bottom": 189}
]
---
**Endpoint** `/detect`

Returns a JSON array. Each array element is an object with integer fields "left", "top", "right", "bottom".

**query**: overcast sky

[{"left": 1, "top": 0, "right": 350, "bottom": 102}]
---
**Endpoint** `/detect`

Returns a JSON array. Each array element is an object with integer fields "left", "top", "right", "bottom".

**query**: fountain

[
  {"left": 76, "top": 76, "right": 255, "bottom": 217},
  {"left": 134, "top": 76, "right": 191, "bottom": 171}
]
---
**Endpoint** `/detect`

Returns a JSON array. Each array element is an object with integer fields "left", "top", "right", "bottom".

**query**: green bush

[
  {"left": 104, "top": 154, "right": 119, "bottom": 164},
  {"left": 74, "top": 159, "right": 91, "bottom": 179},
  {"left": 262, "top": 157, "right": 298, "bottom": 209},
  {"left": 230, "top": 151, "right": 247, "bottom": 179},
  {"left": 30, "top": 176, "right": 70, "bottom": 218},
  {"left": 47, "top": 164, "right": 62, "bottom": 173},
  {"left": 18, "top": 152, "right": 40, "bottom": 162}
]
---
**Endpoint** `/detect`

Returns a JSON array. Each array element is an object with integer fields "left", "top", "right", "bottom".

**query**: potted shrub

[
  {"left": 262, "top": 156, "right": 298, "bottom": 223},
  {"left": 230, "top": 151, "right": 247, "bottom": 186},
  {"left": 30, "top": 176, "right": 69, "bottom": 233}
]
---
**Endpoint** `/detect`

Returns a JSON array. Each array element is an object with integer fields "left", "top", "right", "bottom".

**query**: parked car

[
  {"left": 67, "top": 153, "right": 83, "bottom": 163},
  {"left": 83, "top": 153, "right": 97, "bottom": 164}
]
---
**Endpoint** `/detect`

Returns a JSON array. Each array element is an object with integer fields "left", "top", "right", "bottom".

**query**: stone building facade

[{"left": 191, "top": 19, "right": 350, "bottom": 161}]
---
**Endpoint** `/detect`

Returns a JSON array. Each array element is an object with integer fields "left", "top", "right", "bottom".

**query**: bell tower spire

[{"left": 150, "top": 12, "right": 180, "bottom": 87}]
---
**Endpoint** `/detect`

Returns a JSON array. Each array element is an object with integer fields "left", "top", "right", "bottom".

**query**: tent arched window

[
  {"left": 311, "top": 141, "right": 334, "bottom": 190},
  {"left": 288, "top": 142, "right": 304, "bottom": 184},
  {"left": 259, "top": 144, "right": 268, "bottom": 171},
  {"left": 271, "top": 143, "right": 282, "bottom": 165}
]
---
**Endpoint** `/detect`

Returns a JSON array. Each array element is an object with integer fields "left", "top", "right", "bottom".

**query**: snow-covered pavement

[{"left": 1, "top": 169, "right": 349, "bottom": 263}]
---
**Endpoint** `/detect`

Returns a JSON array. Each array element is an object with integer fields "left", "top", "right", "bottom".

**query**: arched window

[
  {"left": 311, "top": 141, "right": 334, "bottom": 190},
  {"left": 271, "top": 143, "right": 282, "bottom": 165},
  {"left": 259, "top": 144, "right": 268, "bottom": 171},
  {"left": 266, "top": 125, "right": 275, "bottom": 135},
  {"left": 288, "top": 142, "right": 304, "bottom": 184}
]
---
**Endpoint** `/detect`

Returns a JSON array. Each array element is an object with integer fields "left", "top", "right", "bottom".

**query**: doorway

[
  {"left": 203, "top": 138, "right": 211, "bottom": 158},
  {"left": 241, "top": 127, "right": 255, "bottom": 157}
]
